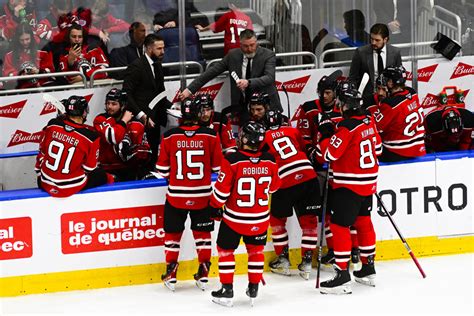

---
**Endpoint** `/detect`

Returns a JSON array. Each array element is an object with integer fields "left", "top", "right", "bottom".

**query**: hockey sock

[
  {"left": 217, "top": 246, "right": 235, "bottom": 284},
  {"left": 270, "top": 215, "right": 288, "bottom": 256},
  {"left": 246, "top": 244, "right": 265, "bottom": 284},
  {"left": 350, "top": 226, "right": 359, "bottom": 248},
  {"left": 325, "top": 214, "right": 333, "bottom": 249},
  {"left": 329, "top": 222, "right": 351, "bottom": 270},
  {"left": 298, "top": 214, "right": 318, "bottom": 256},
  {"left": 192, "top": 230, "right": 212, "bottom": 263},
  {"left": 353, "top": 216, "right": 376, "bottom": 264},
  {"left": 164, "top": 232, "right": 183, "bottom": 264}
]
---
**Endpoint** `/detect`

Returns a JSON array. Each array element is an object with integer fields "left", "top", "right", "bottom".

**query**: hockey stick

[
  {"left": 280, "top": 84, "right": 291, "bottom": 119},
  {"left": 315, "top": 163, "right": 331, "bottom": 288},
  {"left": 145, "top": 91, "right": 168, "bottom": 127},
  {"left": 358, "top": 73, "right": 370, "bottom": 95},
  {"left": 42, "top": 93, "right": 66, "bottom": 114},
  {"left": 375, "top": 193, "right": 427, "bottom": 278}
]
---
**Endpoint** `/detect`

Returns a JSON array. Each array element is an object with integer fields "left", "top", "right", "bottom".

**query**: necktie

[
  {"left": 245, "top": 57, "right": 252, "bottom": 80},
  {"left": 153, "top": 62, "right": 163, "bottom": 89},
  {"left": 376, "top": 49, "right": 384, "bottom": 76}
]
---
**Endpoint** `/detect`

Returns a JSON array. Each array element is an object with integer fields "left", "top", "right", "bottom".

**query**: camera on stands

[{"left": 77, "top": 58, "right": 92, "bottom": 78}]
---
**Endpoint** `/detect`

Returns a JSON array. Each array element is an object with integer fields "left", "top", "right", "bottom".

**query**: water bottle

[
  {"left": 439, "top": 89, "right": 448, "bottom": 105},
  {"left": 19, "top": 8, "right": 27, "bottom": 23},
  {"left": 455, "top": 89, "right": 464, "bottom": 104}
]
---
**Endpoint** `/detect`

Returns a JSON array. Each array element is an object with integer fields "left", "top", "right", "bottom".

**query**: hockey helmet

[
  {"left": 248, "top": 92, "right": 270, "bottom": 109},
  {"left": 238, "top": 121, "right": 266, "bottom": 150},
  {"left": 65, "top": 95, "right": 89, "bottom": 117},
  {"left": 264, "top": 110, "right": 283, "bottom": 129},
  {"left": 442, "top": 108, "right": 463, "bottom": 135},
  {"left": 317, "top": 75, "right": 339, "bottom": 94},
  {"left": 106, "top": 88, "right": 127, "bottom": 105},
  {"left": 381, "top": 66, "right": 407, "bottom": 86},
  {"left": 181, "top": 98, "right": 201, "bottom": 121},
  {"left": 338, "top": 88, "right": 363, "bottom": 111},
  {"left": 193, "top": 94, "right": 214, "bottom": 110}
]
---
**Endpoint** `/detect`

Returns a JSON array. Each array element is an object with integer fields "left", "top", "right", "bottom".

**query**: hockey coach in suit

[
  {"left": 179, "top": 29, "right": 282, "bottom": 121},
  {"left": 349, "top": 23, "right": 402, "bottom": 97}
]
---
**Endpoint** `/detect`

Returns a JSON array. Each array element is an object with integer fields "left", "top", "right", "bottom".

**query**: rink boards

[{"left": 0, "top": 151, "right": 473, "bottom": 296}]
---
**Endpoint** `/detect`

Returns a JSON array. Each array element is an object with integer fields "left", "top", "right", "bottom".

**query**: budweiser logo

[
  {"left": 7, "top": 130, "right": 43, "bottom": 147},
  {"left": 421, "top": 90, "right": 469, "bottom": 108},
  {"left": 275, "top": 75, "right": 311, "bottom": 93},
  {"left": 40, "top": 93, "right": 93, "bottom": 115},
  {"left": 406, "top": 64, "right": 438, "bottom": 82},
  {"left": 172, "top": 82, "right": 224, "bottom": 103},
  {"left": 0, "top": 100, "right": 27, "bottom": 119},
  {"left": 450, "top": 62, "right": 474, "bottom": 79}
]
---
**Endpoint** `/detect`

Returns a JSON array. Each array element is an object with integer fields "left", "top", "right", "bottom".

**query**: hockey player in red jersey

[
  {"left": 59, "top": 24, "right": 109, "bottom": 83},
  {"left": 93, "top": 88, "right": 151, "bottom": 181},
  {"left": 209, "top": 121, "right": 280, "bottom": 307},
  {"left": 156, "top": 98, "right": 223, "bottom": 292},
  {"left": 261, "top": 110, "right": 321, "bottom": 280},
  {"left": 195, "top": 94, "right": 237, "bottom": 154},
  {"left": 372, "top": 66, "right": 426, "bottom": 162},
  {"left": 424, "top": 106, "right": 473, "bottom": 152},
  {"left": 36, "top": 95, "right": 114, "bottom": 198},
  {"left": 317, "top": 87, "right": 382, "bottom": 294}
]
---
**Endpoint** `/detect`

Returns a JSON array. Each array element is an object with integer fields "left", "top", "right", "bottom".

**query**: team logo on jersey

[
  {"left": 295, "top": 174, "right": 303, "bottom": 180},
  {"left": 64, "top": 125, "right": 75, "bottom": 132},
  {"left": 185, "top": 130, "right": 196, "bottom": 137},
  {"left": 405, "top": 64, "right": 438, "bottom": 82},
  {"left": 186, "top": 200, "right": 195, "bottom": 206},
  {"left": 450, "top": 62, "right": 474, "bottom": 79},
  {"left": 275, "top": 75, "right": 311, "bottom": 94},
  {"left": 0, "top": 100, "right": 27, "bottom": 119},
  {"left": 249, "top": 157, "right": 260, "bottom": 164},
  {"left": 251, "top": 226, "right": 260, "bottom": 232},
  {"left": 7, "top": 130, "right": 43, "bottom": 147}
]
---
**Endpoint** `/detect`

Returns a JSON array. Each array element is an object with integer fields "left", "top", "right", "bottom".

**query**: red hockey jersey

[
  {"left": 2, "top": 50, "right": 54, "bottom": 88},
  {"left": 262, "top": 125, "right": 316, "bottom": 189},
  {"left": 210, "top": 9, "right": 253, "bottom": 55},
  {"left": 210, "top": 150, "right": 281, "bottom": 236},
  {"left": 156, "top": 125, "right": 223, "bottom": 210},
  {"left": 0, "top": 4, "right": 37, "bottom": 41},
  {"left": 319, "top": 115, "right": 382, "bottom": 196},
  {"left": 59, "top": 45, "right": 109, "bottom": 81},
  {"left": 35, "top": 117, "right": 100, "bottom": 198},
  {"left": 204, "top": 111, "right": 237, "bottom": 154},
  {"left": 373, "top": 87, "right": 426, "bottom": 158}
]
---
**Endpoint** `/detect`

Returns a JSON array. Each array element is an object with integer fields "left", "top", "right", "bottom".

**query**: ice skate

[
  {"left": 353, "top": 256, "right": 376, "bottom": 287},
  {"left": 246, "top": 282, "right": 259, "bottom": 307},
  {"left": 320, "top": 265, "right": 352, "bottom": 295},
  {"left": 297, "top": 250, "right": 313, "bottom": 280},
  {"left": 161, "top": 262, "right": 179, "bottom": 292},
  {"left": 269, "top": 247, "right": 291, "bottom": 276},
  {"left": 194, "top": 262, "right": 211, "bottom": 290},
  {"left": 211, "top": 284, "right": 234, "bottom": 307}
]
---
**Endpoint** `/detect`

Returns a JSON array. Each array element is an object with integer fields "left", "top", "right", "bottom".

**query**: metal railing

[
  {"left": 0, "top": 71, "right": 87, "bottom": 96},
  {"left": 206, "top": 51, "right": 318, "bottom": 72},
  {"left": 433, "top": 5, "right": 462, "bottom": 45}
]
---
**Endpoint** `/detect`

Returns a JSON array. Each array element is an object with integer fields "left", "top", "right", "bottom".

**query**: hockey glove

[
  {"left": 318, "top": 114, "right": 335, "bottom": 140},
  {"left": 209, "top": 205, "right": 223, "bottom": 221}
]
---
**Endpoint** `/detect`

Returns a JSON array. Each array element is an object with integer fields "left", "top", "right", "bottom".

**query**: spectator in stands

[
  {"left": 349, "top": 23, "right": 401, "bottom": 97},
  {"left": 89, "top": 0, "right": 130, "bottom": 45},
  {"left": 2, "top": 23, "right": 55, "bottom": 89},
  {"left": 109, "top": 22, "right": 146, "bottom": 70},
  {"left": 35, "top": 0, "right": 72, "bottom": 45},
  {"left": 59, "top": 23, "right": 109, "bottom": 83},
  {"left": 341, "top": 9, "right": 370, "bottom": 47},
  {"left": 0, "top": 0, "right": 37, "bottom": 42},
  {"left": 93, "top": 88, "right": 151, "bottom": 181},
  {"left": 122, "top": 33, "right": 172, "bottom": 169},
  {"left": 374, "top": 0, "right": 412, "bottom": 44},
  {"left": 179, "top": 29, "right": 282, "bottom": 122},
  {"left": 36, "top": 95, "right": 114, "bottom": 198},
  {"left": 195, "top": 4, "right": 253, "bottom": 55},
  {"left": 424, "top": 106, "right": 474, "bottom": 152}
]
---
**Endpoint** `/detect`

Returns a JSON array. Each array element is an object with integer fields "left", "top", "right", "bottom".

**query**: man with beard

[
  {"left": 178, "top": 29, "right": 281, "bottom": 124},
  {"left": 123, "top": 33, "right": 172, "bottom": 169}
]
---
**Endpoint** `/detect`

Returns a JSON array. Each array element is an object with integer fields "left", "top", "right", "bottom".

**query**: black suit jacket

[
  {"left": 122, "top": 55, "right": 171, "bottom": 127},
  {"left": 349, "top": 43, "right": 402, "bottom": 96}
]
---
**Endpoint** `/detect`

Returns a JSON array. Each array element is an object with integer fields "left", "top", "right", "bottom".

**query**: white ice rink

[{"left": 1, "top": 253, "right": 472, "bottom": 315}]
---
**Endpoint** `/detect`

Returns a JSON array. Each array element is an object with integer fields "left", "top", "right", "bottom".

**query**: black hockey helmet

[
  {"left": 238, "top": 121, "right": 266, "bottom": 151},
  {"left": 317, "top": 75, "right": 339, "bottom": 94},
  {"left": 65, "top": 95, "right": 89, "bottom": 117},
  {"left": 193, "top": 93, "right": 214, "bottom": 110},
  {"left": 264, "top": 110, "right": 283, "bottom": 129},
  {"left": 181, "top": 98, "right": 201, "bottom": 121},
  {"left": 381, "top": 66, "right": 407, "bottom": 86},
  {"left": 248, "top": 92, "right": 270, "bottom": 109},
  {"left": 336, "top": 80, "right": 358, "bottom": 98},
  {"left": 106, "top": 88, "right": 127, "bottom": 105},
  {"left": 442, "top": 108, "right": 463, "bottom": 135},
  {"left": 338, "top": 88, "right": 363, "bottom": 111}
]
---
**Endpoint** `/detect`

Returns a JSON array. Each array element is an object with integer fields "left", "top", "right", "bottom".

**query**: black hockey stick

[
  {"left": 280, "top": 83, "right": 291, "bottom": 118},
  {"left": 315, "top": 163, "right": 331, "bottom": 288},
  {"left": 375, "top": 193, "right": 427, "bottom": 278}
]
